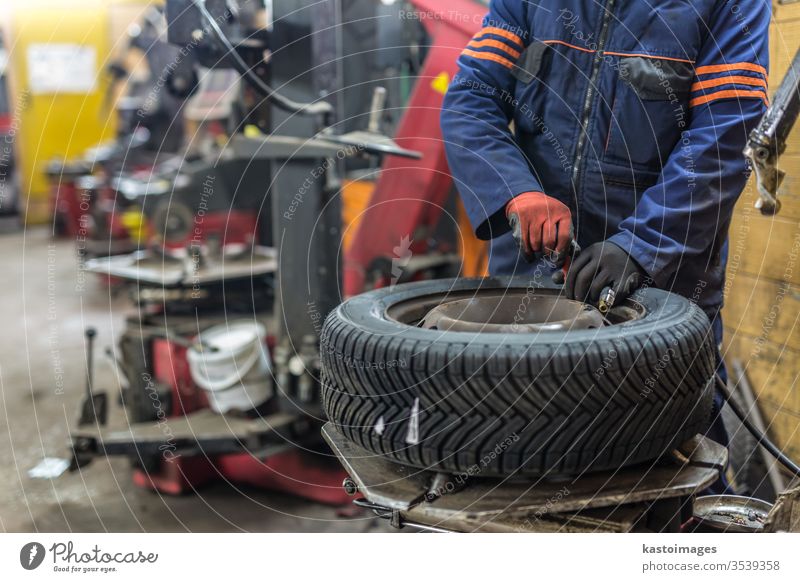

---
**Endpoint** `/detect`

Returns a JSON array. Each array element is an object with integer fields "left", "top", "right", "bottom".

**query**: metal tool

[
  {"left": 554, "top": 236, "right": 581, "bottom": 267},
  {"left": 550, "top": 237, "right": 581, "bottom": 286},
  {"left": 744, "top": 48, "right": 800, "bottom": 215},
  {"left": 77, "top": 327, "right": 108, "bottom": 427},
  {"left": 598, "top": 286, "right": 617, "bottom": 314},
  {"left": 322, "top": 87, "right": 423, "bottom": 159}
]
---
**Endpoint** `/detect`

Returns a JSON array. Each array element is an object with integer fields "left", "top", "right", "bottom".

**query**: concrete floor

[{"left": 0, "top": 226, "right": 387, "bottom": 532}]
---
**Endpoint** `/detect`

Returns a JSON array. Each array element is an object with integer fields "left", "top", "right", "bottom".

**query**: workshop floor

[{"left": 0, "top": 226, "right": 387, "bottom": 533}]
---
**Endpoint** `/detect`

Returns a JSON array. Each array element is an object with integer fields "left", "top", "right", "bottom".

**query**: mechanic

[{"left": 441, "top": 0, "right": 770, "bottom": 490}]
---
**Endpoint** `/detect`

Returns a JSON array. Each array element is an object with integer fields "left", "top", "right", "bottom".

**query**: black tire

[{"left": 321, "top": 277, "right": 716, "bottom": 477}]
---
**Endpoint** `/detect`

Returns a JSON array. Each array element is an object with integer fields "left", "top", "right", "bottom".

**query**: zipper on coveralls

[{"left": 571, "top": 0, "right": 616, "bottom": 187}]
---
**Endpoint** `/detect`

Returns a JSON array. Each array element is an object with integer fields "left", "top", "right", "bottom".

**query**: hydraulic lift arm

[{"left": 744, "top": 48, "right": 800, "bottom": 215}]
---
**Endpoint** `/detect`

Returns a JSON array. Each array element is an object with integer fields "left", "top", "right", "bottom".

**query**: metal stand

[{"left": 227, "top": 135, "right": 345, "bottom": 414}]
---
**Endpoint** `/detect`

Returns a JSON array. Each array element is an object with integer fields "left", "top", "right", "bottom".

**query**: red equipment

[
  {"left": 344, "top": 0, "right": 483, "bottom": 295},
  {"left": 47, "top": 163, "right": 91, "bottom": 239},
  {"left": 132, "top": 334, "right": 349, "bottom": 504},
  {"left": 132, "top": 450, "right": 350, "bottom": 504}
]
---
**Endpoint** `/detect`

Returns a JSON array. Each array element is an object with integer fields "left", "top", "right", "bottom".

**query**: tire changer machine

[{"left": 67, "top": 0, "right": 427, "bottom": 503}]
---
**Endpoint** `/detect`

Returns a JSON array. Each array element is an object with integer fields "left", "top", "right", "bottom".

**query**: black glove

[{"left": 565, "top": 241, "right": 646, "bottom": 305}]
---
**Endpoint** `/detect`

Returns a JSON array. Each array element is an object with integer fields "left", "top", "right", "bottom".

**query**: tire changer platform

[{"left": 323, "top": 425, "right": 730, "bottom": 533}]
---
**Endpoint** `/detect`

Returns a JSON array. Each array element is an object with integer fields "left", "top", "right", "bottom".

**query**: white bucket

[{"left": 187, "top": 321, "right": 272, "bottom": 414}]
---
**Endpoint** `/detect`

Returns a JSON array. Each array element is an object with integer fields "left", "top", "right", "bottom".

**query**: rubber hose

[{"left": 715, "top": 373, "right": 800, "bottom": 478}]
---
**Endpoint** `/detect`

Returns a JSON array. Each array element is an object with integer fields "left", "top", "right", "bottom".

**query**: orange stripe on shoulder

[
  {"left": 691, "top": 75, "right": 767, "bottom": 92},
  {"left": 689, "top": 89, "right": 769, "bottom": 108},
  {"left": 695, "top": 62, "right": 768, "bottom": 80},
  {"left": 477, "top": 26, "right": 524, "bottom": 47},
  {"left": 467, "top": 38, "right": 521, "bottom": 59},
  {"left": 461, "top": 48, "right": 516, "bottom": 70}
]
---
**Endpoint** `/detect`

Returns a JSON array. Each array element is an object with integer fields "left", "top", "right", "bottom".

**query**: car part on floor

[
  {"left": 321, "top": 277, "right": 716, "bottom": 477},
  {"left": 323, "top": 424, "right": 727, "bottom": 533}
]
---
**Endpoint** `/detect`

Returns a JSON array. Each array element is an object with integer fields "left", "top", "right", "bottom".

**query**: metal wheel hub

[{"left": 421, "top": 292, "right": 605, "bottom": 333}]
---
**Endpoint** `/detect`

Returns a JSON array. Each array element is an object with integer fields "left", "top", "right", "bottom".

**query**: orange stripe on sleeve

[
  {"left": 477, "top": 26, "right": 524, "bottom": 47},
  {"left": 461, "top": 48, "right": 516, "bottom": 70},
  {"left": 467, "top": 38, "right": 521, "bottom": 59},
  {"left": 691, "top": 75, "right": 767, "bottom": 92},
  {"left": 689, "top": 89, "right": 768, "bottom": 108},
  {"left": 695, "top": 62, "right": 768, "bottom": 80}
]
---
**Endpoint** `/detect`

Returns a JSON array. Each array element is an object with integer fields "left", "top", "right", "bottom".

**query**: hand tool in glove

[
  {"left": 564, "top": 241, "right": 646, "bottom": 308},
  {"left": 506, "top": 191, "right": 573, "bottom": 266}
]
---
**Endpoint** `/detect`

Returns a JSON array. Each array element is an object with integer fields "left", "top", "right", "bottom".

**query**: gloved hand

[
  {"left": 565, "top": 241, "right": 647, "bottom": 305},
  {"left": 506, "top": 192, "right": 572, "bottom": 265}
]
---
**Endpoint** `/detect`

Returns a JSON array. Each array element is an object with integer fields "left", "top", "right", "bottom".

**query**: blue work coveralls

[{"left": 441, "top": 0, "right": 771, "bottom": 485}]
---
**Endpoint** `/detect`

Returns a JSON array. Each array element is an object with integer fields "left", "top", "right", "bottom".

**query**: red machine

[
  {"left": 344, "top": 0, "right": 484, "bottom": 295},
  {"left": 128, "top": 335, "right": 349, "bottom": 504},
  {"left": 47, "top": 161, "right": 92, "bottom": 239}
]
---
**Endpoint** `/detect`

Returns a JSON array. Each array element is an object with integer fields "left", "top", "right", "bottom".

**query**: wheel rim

[{"left": 385, "top": 287, "right": 645, "bottom": 331}]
